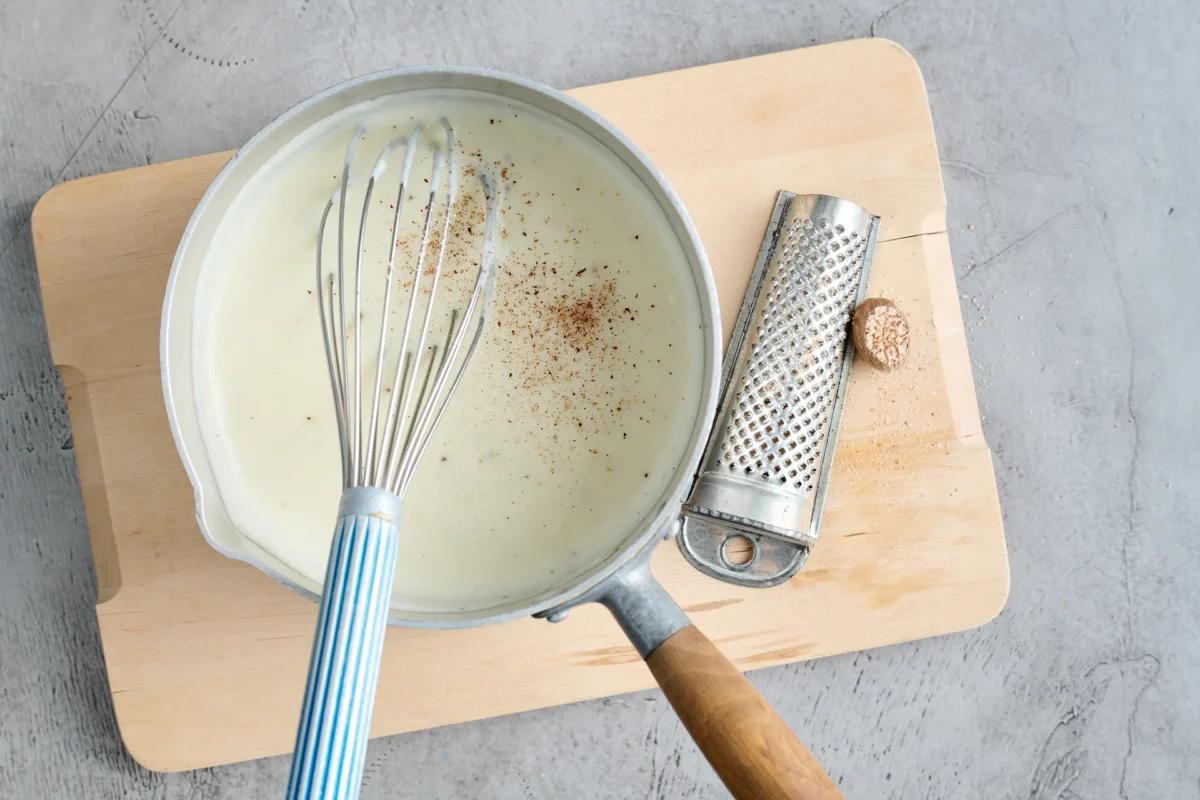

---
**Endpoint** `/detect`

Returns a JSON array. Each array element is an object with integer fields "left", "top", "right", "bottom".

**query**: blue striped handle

[{"left": 286, "top": 487, "right": 401, "bottom": 800}]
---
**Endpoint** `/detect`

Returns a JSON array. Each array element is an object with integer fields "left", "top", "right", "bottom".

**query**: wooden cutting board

[{"left": 32, "top": 39, "right": 1008, "bottom": 772}]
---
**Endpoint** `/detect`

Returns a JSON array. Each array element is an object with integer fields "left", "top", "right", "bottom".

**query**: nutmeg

[{"left": 852, "top": 298, "right": 909, "bottom": 371}]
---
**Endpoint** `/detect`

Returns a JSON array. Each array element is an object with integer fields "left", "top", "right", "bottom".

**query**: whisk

[{"left": 286, "top": 121, "right": 500, "bottom": 800}]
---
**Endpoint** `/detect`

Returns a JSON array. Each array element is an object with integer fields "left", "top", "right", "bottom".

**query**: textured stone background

[{"left": 1, "top": 1, "right": 1196, "bottom": 797}]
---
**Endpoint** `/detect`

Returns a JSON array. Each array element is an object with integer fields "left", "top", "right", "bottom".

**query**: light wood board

[{"left": 31, "top": 39, "right": 1008, "bottom": 772}]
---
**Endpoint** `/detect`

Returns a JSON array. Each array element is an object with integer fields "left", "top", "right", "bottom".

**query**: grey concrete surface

[{"left": 1, "top": 1, "right": 1197, "bottom": 797}]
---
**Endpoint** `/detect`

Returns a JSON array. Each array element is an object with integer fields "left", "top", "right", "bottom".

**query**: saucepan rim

[{"left": 160, "top": 65, "right": 721, "bottom": 628}]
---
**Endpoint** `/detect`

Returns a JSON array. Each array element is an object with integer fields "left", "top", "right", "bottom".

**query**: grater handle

[
  {"left": 647, "top": 626, "right": 842, "bottom": 800},
  {"left": 287, "top": 488, "right": 401, "bottom": 800}
]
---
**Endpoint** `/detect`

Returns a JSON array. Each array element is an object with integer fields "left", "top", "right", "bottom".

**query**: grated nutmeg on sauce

[{"left": 378, "top": 144, "right": 656, "bottom": 448}]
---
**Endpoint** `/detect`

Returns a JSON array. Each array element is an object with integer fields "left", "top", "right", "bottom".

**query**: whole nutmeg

[{"left": 852, "top": 298, "right": 910, "bottom": 371}]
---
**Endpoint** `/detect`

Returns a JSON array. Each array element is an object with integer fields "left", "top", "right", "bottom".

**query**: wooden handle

[{"left": 646, "top": 625, "right": 841, "bottom": 800}]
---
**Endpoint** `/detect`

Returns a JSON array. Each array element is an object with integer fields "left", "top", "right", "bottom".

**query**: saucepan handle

[{"left": 599, "top": 565, "right": 840, "bottom": 800}]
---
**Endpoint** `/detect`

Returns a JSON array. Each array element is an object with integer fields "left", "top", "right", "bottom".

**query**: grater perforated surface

[
  {"left": 680, "top": 192, "right": 879, "bottom": 587},
  {"left": 720, "top": 216, "right": 870, "bottom": 491}
]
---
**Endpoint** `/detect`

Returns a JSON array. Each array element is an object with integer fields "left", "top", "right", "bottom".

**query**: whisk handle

[{"left": 286, "top": 487, "right": 401, "bottom": 800}]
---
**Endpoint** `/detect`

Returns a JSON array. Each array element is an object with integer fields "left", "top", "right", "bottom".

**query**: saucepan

[{"left": 162, "top": 67, "right": 839, "bottom": 798}]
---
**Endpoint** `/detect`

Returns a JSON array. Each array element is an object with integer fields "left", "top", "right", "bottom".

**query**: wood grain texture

[
  {"left": 30, "top": 41, "right": 1007, "bottom": 773},
  {"left": 647, "top": 626, "right": 841, "bottom": 800}
]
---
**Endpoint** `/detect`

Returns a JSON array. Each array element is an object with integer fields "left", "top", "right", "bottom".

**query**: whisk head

[{"left": 315, "top": 120, "right": 500, "bottom": 497}]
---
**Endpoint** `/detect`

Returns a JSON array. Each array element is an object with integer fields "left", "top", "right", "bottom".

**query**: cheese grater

[{"left": 678, "top": 192, "right": 880, "bottom": 587}]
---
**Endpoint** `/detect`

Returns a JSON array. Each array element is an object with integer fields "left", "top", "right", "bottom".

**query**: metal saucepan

[{"left": 162, "top": 67, "right": 839, "bottom": 799}]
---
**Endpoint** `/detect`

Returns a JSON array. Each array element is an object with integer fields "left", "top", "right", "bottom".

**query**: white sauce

[{"left": 193, "top": 89, "right": 704, "bottom": 613}]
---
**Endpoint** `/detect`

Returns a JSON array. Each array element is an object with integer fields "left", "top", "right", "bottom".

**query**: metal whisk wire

[{"left": 314, "top": 120, "right": 499, "bottom": 497}]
